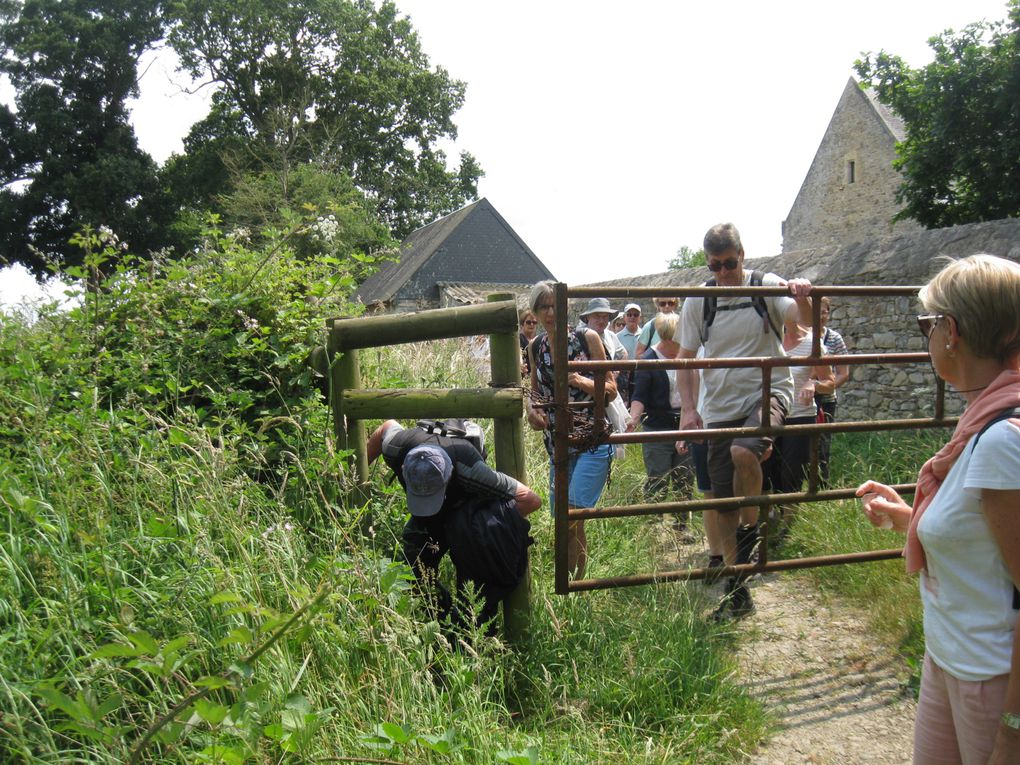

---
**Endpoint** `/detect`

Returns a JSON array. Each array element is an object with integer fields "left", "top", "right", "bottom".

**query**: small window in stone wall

[{"left": 846, "top": 160, "right": 856, "bottom": 184}]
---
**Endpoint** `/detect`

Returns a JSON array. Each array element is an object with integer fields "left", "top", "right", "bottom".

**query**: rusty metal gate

[{"left": 547, "top": 282, "right": 956, "bottom": 596}]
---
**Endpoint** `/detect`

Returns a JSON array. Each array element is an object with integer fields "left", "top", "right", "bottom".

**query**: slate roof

[
  {"left": 355, "top": 198, "right": 554, "bottom": 305},
  {"left": 861, "top": 83, "right": 906, "bottom": 142}
]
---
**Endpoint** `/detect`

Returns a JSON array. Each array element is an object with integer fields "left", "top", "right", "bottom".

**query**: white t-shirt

[
  {"left": 788, "top": 330, "right": 819, "bottom": 419},
  {"left": 678, "top": 271, "right": 794, "bottom": 424},
  {"left": 918, "top": 419, "right": 1020, "bottom": 681}
]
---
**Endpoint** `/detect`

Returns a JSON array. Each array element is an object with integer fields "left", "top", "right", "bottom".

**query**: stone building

[
  {"left": 355, "top": 198, "right": 555, "bottom": 313},
  {"left": 782, "top": 78, "right": 922, "bottom": 253}
]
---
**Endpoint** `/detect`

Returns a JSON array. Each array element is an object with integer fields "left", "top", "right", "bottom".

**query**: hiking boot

[{"left": 712, "top": 578, "right": 756, "bottom": 622}]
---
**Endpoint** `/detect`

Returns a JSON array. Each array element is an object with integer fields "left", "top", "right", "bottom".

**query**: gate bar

[{"left": 569, "top": 549, "right": 905, "bottom": 592}]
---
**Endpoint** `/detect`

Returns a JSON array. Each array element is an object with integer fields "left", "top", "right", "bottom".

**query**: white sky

[{"left": 1, "top": 0, "right": 1011, "bottom": 305}]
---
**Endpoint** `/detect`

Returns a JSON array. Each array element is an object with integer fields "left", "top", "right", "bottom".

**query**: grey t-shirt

[{"left": 679, "top": 271, "right": 795, "bottom": 423}]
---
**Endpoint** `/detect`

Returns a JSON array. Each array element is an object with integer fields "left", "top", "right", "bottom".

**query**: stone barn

[
  {"left": 355, "top": 198, "right": 555, "bottom": 313},
  {"left": 782, "top": 77, "right": 923, "bottom": 253}
]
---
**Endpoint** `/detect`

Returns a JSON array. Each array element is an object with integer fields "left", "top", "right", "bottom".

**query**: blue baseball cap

[{"left": 402, "top": 445, "right": 453, "bottom": 517}]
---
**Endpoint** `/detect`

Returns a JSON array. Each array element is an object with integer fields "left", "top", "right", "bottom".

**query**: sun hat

[
  {"left": 579, "top": 297, "right": 615, "bottom": 318},
  {"left": 402, "top": 445, "right": 453, "bottom": 517}
]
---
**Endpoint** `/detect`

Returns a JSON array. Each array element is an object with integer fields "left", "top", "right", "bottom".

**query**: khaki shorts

[{"left": 707, "top": 396, "right": 787, "bottom": 504}]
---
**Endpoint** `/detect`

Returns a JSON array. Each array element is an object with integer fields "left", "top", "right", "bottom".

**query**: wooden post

[
  {"left": 326, "top": 318, "right": 369, "bottom": 504},
  {"left": 487, "top": 293, "right": 530, "bottom": 643}
]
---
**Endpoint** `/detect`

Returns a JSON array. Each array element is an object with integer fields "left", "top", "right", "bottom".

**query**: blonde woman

[{"left": 856, "top": 255, "right": 1020, "bottom": 764}]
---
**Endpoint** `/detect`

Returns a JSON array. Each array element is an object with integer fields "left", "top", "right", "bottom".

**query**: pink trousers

[{"left": 913, "top": 652, "right": 1009, "bottom": 765}]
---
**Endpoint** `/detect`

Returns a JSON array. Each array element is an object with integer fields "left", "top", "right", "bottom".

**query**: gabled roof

[
  {"left": 356, "top": 198, "right": 551, "bottom": 305},
  {"left": 357, "top": 200, "right": 481, "bottom": 304},
  {"left": 861, "top": 82, "right": 906, "bottom": 142}
]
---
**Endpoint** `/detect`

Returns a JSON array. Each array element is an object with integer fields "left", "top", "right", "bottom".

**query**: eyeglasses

[
  {"left": 625, "top": 311, "right": 641, "bottom": 317},
  {"left": 656, "top": 300, "right": 677, "bottom": 308},
  {"left": 523, "top": 320, "right": 538, "bottom": 326},
  {"left": 917, "top": 314, "right": 943, "bottom": 338},
  {"left": 534, "top": 303, "right": 554, "bottom": 313},
  {"left": 707, "top": 257, "right": 739, "bottom": 272}
]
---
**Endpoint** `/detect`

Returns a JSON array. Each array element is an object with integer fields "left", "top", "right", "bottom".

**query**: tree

[
  {"left": 0, "top": 0, "right": 173, "bottom": 275},
  {"left": 854, "top": 1, "right": 1020, "bottom": 228},
  {"left": 165, "top": 0, "right": 482, "bottom": 239},
  {"left": 668, "top": 245, "right": 704, "bottom": 270}
]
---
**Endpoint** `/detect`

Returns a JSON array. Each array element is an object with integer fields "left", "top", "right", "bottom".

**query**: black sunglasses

[
  {"left": 707, "top": 257, "right": 739, "bottom": 272},
  {"left": 917, "top": 314, "right": 943, "bottom": 338},
  {"left": 656, "top": 300, "right": 677, "bottom": 308}
]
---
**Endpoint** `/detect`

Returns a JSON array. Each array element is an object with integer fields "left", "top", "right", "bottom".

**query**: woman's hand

[
  {"left": 526, "top": 404, "right": 548, "bottom": 431},
  {"left": 855, "top": 480, "right": 912, "bottom": 533},
  {"left": 988, "top": 724, "right": 1020, "bottom": 765}
]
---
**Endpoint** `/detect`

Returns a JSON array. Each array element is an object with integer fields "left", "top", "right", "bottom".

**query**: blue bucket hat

[{"left": 402, "top": 445, "right": 453, "bottom": 517}]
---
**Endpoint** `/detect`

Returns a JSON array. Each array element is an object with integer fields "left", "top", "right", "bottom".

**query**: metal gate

[{"left": 548, "top": 282, "right": 955, "bottom": 595}]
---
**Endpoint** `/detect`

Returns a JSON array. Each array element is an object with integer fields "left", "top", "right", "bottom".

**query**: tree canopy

[
  {"left": 165, "top": 0, "right": 481, "bottom": 240},
  {"left": 0, "top": 0, "right": 480, "bottom": 275},
  {"left": 0, "top": 0, "right": 172, "bottom": 275},
  {"left": 855, "top": 1, "right": 1020, "bottom": 228}
]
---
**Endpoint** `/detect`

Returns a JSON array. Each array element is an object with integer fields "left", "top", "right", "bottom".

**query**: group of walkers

[
  {"left": 522, "top": 222, "right": 849, "bottom": 618},
  {"left": 374, "top": 220, "right": 1020, "bottom": 764}
]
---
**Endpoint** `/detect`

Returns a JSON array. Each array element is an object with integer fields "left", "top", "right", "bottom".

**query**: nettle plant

[{"left": 58, "top": 217, "right": 383, "bottom": 489}]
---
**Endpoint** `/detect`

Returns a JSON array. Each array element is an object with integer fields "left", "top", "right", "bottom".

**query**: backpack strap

[
  {"left": 750, "top": 270, "right": 782, "bottom": 341},
  {"left": 701, "top": 272, "right": 781, "bottom": 341},
  {"left": 701, "top": 278, "right": 717, "bottom": 341},
  {"left": 970, "top": 405, "right": 1020, "bottom": 609}
]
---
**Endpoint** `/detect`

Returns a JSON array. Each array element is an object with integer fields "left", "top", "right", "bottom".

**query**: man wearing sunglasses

[
  {"left": 677, "top": 222, "right": 813, "bottom": 620},
  {"left": 634, "top": 296, "right": 680, "bottom": 359}
]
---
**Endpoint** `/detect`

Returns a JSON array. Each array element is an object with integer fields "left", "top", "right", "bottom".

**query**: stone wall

[
  {"left": 582, "top": 218, "right": 1020, "bottom": 422},
  {"left": 781, "top": 79, "right": 922, "bottom": 253}
]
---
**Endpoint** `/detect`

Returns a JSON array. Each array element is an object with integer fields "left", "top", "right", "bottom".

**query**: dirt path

[{"left": 732, "top": 573, "right": 916, "bottom": 764}]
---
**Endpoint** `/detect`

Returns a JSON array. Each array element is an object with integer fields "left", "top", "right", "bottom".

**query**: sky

[{"left": 1, "top": 0, "right": 1012, "bottom": 306}]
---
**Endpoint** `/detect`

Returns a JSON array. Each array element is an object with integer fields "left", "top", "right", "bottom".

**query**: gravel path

[{"left": 732, "top": 573, "right": 917, "bottom": 764}]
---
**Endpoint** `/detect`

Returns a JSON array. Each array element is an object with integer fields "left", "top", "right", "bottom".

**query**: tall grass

[
  {"left": 1, "top": 299, "right": 768, "bottom": 765},
  {"left": 782, "top": 428, "right": 949, "bottom": 672}
]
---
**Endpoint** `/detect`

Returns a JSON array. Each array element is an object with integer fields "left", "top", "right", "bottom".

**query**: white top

[
  {"left": 602, "top": 328, "right": 627, "bottom": 360},
  {"left": 918, "top": 419, "right": 1020, "bottom": 681},
  {"left": 788, "top": 330, "right": 818, "bottom": 419},
  {"left": 678, "top": 271, "right": 794, "bottom": 424}
]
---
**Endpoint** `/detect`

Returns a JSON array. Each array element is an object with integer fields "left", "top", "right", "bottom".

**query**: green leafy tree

[
  {"left": 165, "top": 0, "right": 482, "bottom": 240},
  {"left": 667, "top": 245, "right": 705, "bottom": 270},
  {"left": 0, "top": 0, "right": 173, "bottom": 275},
  {"left": 855, "top": 1, "right": 1020, "bottom": 228}
]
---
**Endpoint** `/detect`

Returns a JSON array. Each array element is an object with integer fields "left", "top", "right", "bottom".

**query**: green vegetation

[
  {"left": 855, "top": 0, "right": 1020, "bottom": 229},
  {"left": 1, "top": 0, "right": 480, "bottom": 274},
  {"left": 783, "top": 429, "right": 947, "bottom": 683},
  {"left": 0, "top": 232, "right": 768, "bottom": 763}
]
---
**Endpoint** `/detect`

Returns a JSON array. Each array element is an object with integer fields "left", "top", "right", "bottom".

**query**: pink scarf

[{"left": 905, "top": 369, "right": 1020, "bottom": 573}]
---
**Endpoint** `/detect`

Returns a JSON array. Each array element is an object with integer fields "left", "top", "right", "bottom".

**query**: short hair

[
  {"left": 528, "top": 280, "right": 555, "bottom": 315},
  {"left": 919, "top": 254, "right": 1020, "bottom": 363},
  {"left": 519, "top": 309, "right": 535, "bottom": 326},
  {"left": 703, "top": 222, "right": 743, "bottom": 257},
  {"left": 654, "top": 312, "right": 680, "bottom": 343}
]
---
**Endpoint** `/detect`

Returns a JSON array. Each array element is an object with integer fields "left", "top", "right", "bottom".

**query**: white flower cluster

[
  {"left": 235, "top": 308, "right": 260, "bottom": 332},
  {"left": 311, "top": 214, "right": 340, "bottom": 243},
  {"left": 98, "top": 225, "right": 129, "bottom": 251},
  {"left": 261, "top": 521, "right": 295, "bottom": 539}
]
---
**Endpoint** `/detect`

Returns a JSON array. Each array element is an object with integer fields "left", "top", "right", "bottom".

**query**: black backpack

[
  {"left": 702, "top": 269, "right": 781, "bottom": 342},
  {"left": 416, "top": 417, "right": 487, "bottom": 460},
  {"left": 446, "top": 495, "right": 533, "bottom": 599}
]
